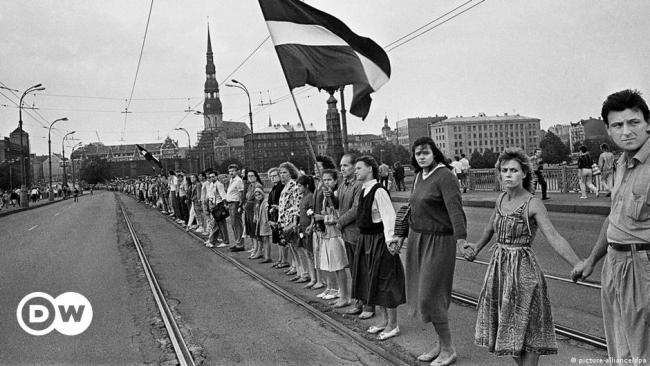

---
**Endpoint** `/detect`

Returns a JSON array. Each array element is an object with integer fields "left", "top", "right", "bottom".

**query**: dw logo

[{"left": 16, "top": 292, "right": 93, "bottom": 336}]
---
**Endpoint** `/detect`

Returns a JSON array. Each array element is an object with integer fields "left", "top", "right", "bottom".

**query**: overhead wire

[
  {"left": 121, "top": 0, "right": 155, "bottom": 139},
  {"left": 386, "top": 0, "right": 487, "bottom": 53}
]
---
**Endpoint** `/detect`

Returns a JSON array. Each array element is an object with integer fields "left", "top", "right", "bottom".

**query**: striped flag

[
  {"left": 258, "top": 0, "right": 391, "bottom": 120},
  {"left": 136, "top": 145, "right": 163, "bottom": 170}
]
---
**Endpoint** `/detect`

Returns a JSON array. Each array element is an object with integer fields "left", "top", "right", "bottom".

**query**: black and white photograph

[{"left": 0, "top": 0, "right": 648, "bottom": 365}]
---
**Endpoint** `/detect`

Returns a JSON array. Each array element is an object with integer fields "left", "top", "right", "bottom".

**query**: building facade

[
  {"left": 548, "top": 124, "right": 571, "bottom": 145},
  {"left": 348, "top": 134, "right": 384, "bottom": 153},
  {"left": 396, "top": 116, "right": 447, "bottom": 149},
  {"left": 244, "top": 122, "right": 318, "bottom": 172},
  {"left": 429, "top": 113, "right": 541, "bottom": 158}
]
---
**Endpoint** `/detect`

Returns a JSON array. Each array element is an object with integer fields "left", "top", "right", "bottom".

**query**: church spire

[{"left": 203, "top": 23, "right": 222, "bottom": 130}]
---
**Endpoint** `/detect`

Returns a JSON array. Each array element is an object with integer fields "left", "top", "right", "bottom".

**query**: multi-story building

[
  {"left": 569, "top": 122, "right": 585, "bottom": 152},
  {"left": 348, "top": 134, "right": 384, "bottom": 154},
  {"left": 548, "top": 124, "right": 571, "bottom": 145},
  {"left": 429, "top": 113, "right": 541, "bottom": 158},
  {"left": 396, "top": 116, "right": 447, "bottom": 149},
  {"left": 244, "top": 122, "right": 318, "bottom": 172},
  {"left": 41, "top": 153, "right": 65, "bottom": 183}
]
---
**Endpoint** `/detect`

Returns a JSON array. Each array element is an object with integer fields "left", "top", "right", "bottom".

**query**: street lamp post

[
  {"left": 71, "top": 142, "right": 82, "bottom": 189},
  {"left": 61, "top": 131, "right": 76, "bottom": 197},
  {"left": 174, "top": 127, "right": 191, "bottom": 172},
  {"left": 226, "top": 79, "right": 254, "bottom": 168},
  {"left": 48, "top": 117, "right": 68, "bottom": 201},
  {"left": 17, "top": 83, "right": 46, "bottom": 207},
  {"left": 7, "top": 158, "right": 18, "bottom": 190}
]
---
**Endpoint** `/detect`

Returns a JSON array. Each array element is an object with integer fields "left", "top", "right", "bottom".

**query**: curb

[
  {"left": 391, "top": 196, "right": 610, "bottom": 216},
  {"left": 0, "top": 198, "right": 70, "bottom": 218}
]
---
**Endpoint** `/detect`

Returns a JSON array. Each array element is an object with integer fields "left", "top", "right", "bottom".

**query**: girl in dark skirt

[
  {"left": 398, "top": 137, "right": 467, "bottom": 366},
  {"left": 351, "top": 156, "right": 405, "bottom": 341},
  {"left": 245, "top": 170, "right": 263, "bottom": 259}
]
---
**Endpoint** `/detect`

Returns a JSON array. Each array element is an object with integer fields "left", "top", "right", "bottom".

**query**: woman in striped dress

[{"left": 463, "top": 148, "right": 582, "bottom": 366}]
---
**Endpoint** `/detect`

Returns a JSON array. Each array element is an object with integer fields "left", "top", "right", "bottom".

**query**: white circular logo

[{"left": 17, "top": 292, "right": 93, "bottom": 336}]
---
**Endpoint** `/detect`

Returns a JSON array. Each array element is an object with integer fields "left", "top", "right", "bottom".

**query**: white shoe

[
  {"left": 216, "top": 243, "right": 228, "bottom": 248},
  {"left": 205, "top": 243, "right": 214, "bottom": 248}
]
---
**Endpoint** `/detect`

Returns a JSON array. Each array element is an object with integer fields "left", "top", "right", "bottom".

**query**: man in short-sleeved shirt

[{"left": 572, "top": 89, "right": 650, "bottom": 360}]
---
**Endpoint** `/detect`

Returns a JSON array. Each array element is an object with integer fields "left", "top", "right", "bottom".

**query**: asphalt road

[{"left": 0, "top": 191, "right": 609, "bottom": 365}]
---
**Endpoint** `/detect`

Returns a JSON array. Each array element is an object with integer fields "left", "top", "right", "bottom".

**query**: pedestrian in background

[
  {"left": 463, "top": 148, "right": 581, "bottom": 366},
  {"left": 577, "top": 146, "right": 599, "bottom": 199},
  {"left": 530, "top": 148, "right": 549, "bottom": 200},
  {"left": 598, "top": 143, "right": 615, "bottom": 197},
  {"left": 393, "top": 162, "right": 405, "bottom": 191},
  {"left": 378, "top": 161, "right": 390, "bottom": 189},
  {"left": 352, "top": 155, "right": 405, "bottom": 341},
  {"left": 460, "top": 153, "right": 470, "bottom": 193},
  {"left": 399, "top": 137, "right": 466, "bottom": 365},
  {"left": 572, "top": 89, "right": 650, "bottom": 361}
]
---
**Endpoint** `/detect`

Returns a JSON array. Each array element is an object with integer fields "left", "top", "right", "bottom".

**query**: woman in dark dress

[
  {"left": 351, "top": 156, "right": 405, "bottom": 341},
  {"left": 397, "top": 137, "right": 467, "bottom": 366},
  {"left": 245, "top": 170, "right": 263, "bottom": 259}
]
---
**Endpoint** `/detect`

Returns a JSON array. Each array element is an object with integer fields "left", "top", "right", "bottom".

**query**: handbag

[
  {"left": 211, "top": 202, "right": 229, "bottom": 221},
  {"left": 591, "top": 163, "right": 601, "bottom": 176}
]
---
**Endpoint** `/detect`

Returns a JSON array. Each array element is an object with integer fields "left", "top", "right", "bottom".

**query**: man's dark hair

[
  {"left": 600, "top": 143, "right": 610, "bottom": 152},
  {"left": 228, "top": 164, "right": 239, "bottom": 171},
  {"left": 168, "top": 170, "right": 175, "bottom": 175},
  {"left": 315, "top": 155, "right": 336, "bottom": 170},
  {"left": 579, "top": 145, "right": 588, "bottom": 153},
  {"left": 321, "top": 168, "right": 338, "bottom": 181},
  {"left": 355, "top": 155, "right": 379, "bottom": 180},
  {"left": 601, "top": 89, "right": 649, "bottom": 126},
  {"left": 461, "top": 153, "right": 466, "bottom": 158}
]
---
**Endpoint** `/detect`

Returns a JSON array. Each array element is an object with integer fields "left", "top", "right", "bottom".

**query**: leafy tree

[
  {"left": 219, "top": 157, "right": 244, "bottom": 172},
  {"left": 469, "top": 149, "right": 489, "bottom": 168},
  {"left": 482, "top": 148, "right": 499, "bottom": 169},
  {"left": 79, "top": 158, "right": 112, "bottom": 184},
  {"left": 539, "top": 131, "right": 570, "bottom": 164},
  {"left": 371, "top": 142, "right": 410, "bottom": 166}
]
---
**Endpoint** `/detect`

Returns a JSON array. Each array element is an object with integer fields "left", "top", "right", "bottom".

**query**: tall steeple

[{"left": 203, "top": 24, "right": 223, "bottom": 130}]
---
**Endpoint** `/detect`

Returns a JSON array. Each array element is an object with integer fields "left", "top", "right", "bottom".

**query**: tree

[
  {"left": 371, "top": 142, "right": 410, "bottom": 166},
  {"left": 469, "top": 150, "right": 489, "bottom": 169},
  {"left": 79, "top": 158, "right": 112, "bottom": 184},
  {"left": 482, "top": 148, "right": 499, "bottom": 169},
  {"left": 219, "top": 157, "right": 244, "bottom": 172},
  {"left": 539, "top": 131, "right": 570, "bottom": 164}
]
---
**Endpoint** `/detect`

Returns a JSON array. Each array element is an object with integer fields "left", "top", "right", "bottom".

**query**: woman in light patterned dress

[{"left": 463, "top": 148, "right": 582, "bottom": 366}]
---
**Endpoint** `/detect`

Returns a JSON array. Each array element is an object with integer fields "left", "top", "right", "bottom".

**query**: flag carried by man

[
  {"left": 136, "top": 144, "right": 163, "bottom": 170},
  {"left": 258, "top": 0, "right": 391, "bottom": 120}
]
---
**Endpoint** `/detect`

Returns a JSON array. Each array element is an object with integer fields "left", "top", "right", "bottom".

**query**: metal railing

[{"left": 467, "top": 166, "right": 606, "bottom": 193}]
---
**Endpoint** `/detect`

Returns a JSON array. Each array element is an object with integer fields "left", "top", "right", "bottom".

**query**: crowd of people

[
  {"left": 0, "top": 184, "right": 80, "bottom": 210},
  {"left": 113, "top": 89, "right": 648, "bottom": 366}
]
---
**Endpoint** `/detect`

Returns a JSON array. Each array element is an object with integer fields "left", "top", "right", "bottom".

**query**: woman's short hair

[
  {"left": 410, "top": 136, "right": 451, "bottom": 173},
  {"left": 496, "top": 148, "right": 533, "bottom": 193},
  {"left": 267, "top": 167, "right": 279, "bottom": 176},
  {"left": 295, "top": 174, "right": 315, "bottom": 193},
  {"left": 355, "top": 155, "right": 379, "bottom": 180},
  {"left": 279, "top": 161, "right": 300, "bottom": 180},
  {"left": 321, "top": 168, "right": 338, "bottom": 181},
  {"left": 579, "top": 145, "right": 588, "bottom": 153}
]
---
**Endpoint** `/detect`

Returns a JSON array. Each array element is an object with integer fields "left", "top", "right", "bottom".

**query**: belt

[{"left": 609, "top": 243, "right": 650, "bottom": 252}]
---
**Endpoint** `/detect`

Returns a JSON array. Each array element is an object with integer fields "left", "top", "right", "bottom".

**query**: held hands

[
  {"left": 570, "top": 259, "right": 594, "bottom": 282},
  {"left": 387, "top": 237, "right": 405, "bottom": 255},
  {"left": 461, "top": 241, "right": 477, "bottom": 262}
]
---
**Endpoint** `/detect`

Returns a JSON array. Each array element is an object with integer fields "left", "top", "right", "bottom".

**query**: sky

[{"left": 1, "top": 0, "right": 649, "bottom": 156}]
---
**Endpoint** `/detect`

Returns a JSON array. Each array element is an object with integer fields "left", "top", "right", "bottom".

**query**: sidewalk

[{"left": 390, "top": 190, "right": 611, "bottom": 215}]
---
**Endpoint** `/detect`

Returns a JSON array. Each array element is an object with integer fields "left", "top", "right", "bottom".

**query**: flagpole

[{"left": 288, "top": 88, "right": 321, "bottom": 176}]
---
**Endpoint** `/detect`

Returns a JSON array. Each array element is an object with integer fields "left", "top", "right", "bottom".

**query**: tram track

[
  {"left": 117, "top": 192, "right": 607, "bottom": 365},
  {"left": 116, "top": 196, "right": 196, "bottom": 366}
]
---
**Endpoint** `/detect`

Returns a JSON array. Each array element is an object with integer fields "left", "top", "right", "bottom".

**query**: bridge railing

[{"left": 466, "top": 166, "right": 604, "bottom": 193}]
